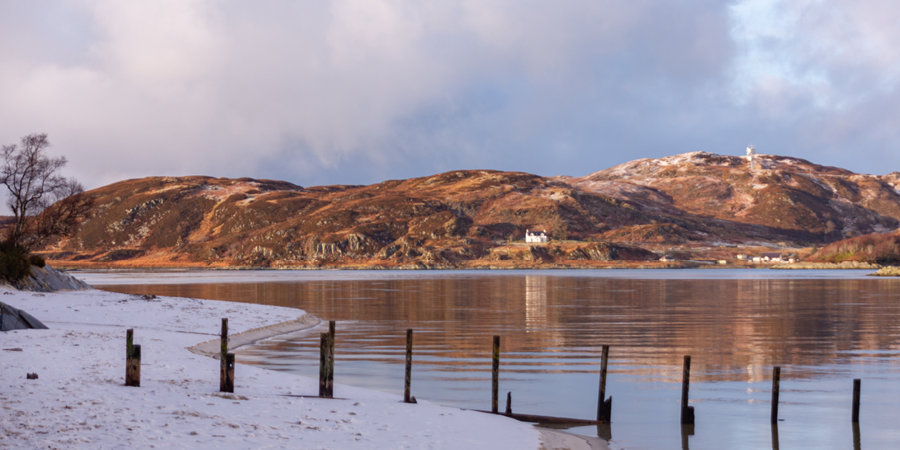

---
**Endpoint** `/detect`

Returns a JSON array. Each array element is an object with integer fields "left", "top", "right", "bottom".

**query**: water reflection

[{"left": 88, "top": 270, "right": 900, "bottom": 450}]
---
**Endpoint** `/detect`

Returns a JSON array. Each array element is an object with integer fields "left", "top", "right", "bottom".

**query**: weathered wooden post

[
  {"left": 852, "top": 379, "right": 861, "bottom": 423},
  {"left": 126, "top": 344, "right": 141, "bottom": 387},
  {"left": 597, "top": 345, "right": 612, "bottom": 422},
  {"left": 505, "top": 391, "right": 512, "bottom": 414},
  {"left": 492, "top": 335, "right": 500, "bottom": 413},
  {"left": 219, "top": 318, "right": 228, "bottom": 392},
  {"left": 404, "top": 328, "right": 413, "bottom": 403},
  {"left": 223, "top": 352, "right": 235, "bottom": 393},
  {"left": 852, "top": 422, "right": 861, "bottom": 450},
  {"left": 771, "top": 422, "right": 780, "bottom": 450},
  {"left": 125, "top": 328, "right": 134, "bottom": 380},
  {"left": 326, "top": 321, "right": 335, "bottom": 397},
  {"left": 680, "top": 355, "right": 694, "bottom": 424},
  {"left": 318, "top": 333, "right": 329, "bottom": 398},
  {"left": 771, "top": 366, "right": 781, "bottom": 424}
]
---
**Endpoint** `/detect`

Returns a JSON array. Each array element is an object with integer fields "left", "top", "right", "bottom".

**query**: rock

[
  {"left": 26, "top": 373, "right": 38, "bottom": 380},
  {"left": 1, "top": 301, "right": 49, "bottom": 331},
  {"left": 870, "top": 266, "right": 900, "bottom": 277},
  {"left": 15, "top": 265, "right": 93, "bottom": 292}
]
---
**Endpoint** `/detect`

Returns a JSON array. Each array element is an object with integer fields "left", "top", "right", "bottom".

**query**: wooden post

[
  {"left": 326, "top": 321, "right": 335, "bottom": 397},
  {"left": 404, "top": 328, "right": 413, "bottom": 403},
  {"left": 852, "top": 379, "right": 861, "bottom": 423},
  {"left": 771, "top": 422, "right": 780, "bottom": 450},
  {"left": 220, "top": 318, "right": 228, "bottom": 392},
  {"left": 852, "top": 422, "right": 861, "bottom": 450},
  {"left": 492, "top": 335, "right": 500, "bottom": 413},
  {"left": 506, "top": 391, "right": 512, "bottom": 414},
  {"left": 319, "top": 333, "right": 329, "bottom": 397},
  {"left": 125, "top": 329, "right": 134, "bottom": 381},
  {"left": 680, "top": 355, "right": 694, "bottom": 424},
  {"left": 680, "top": 424, "right": 694, "bottom": 450},
  {"left": 771, "top": 366, "right": 781, "bottom": 424},
  {"left": 223, "top": 353, "right": 235, "bottom": 393},
  {"left": 597, "top": 345, "right": 612, "bottom": 422},
  {"left": 126, "top": 344, "right": 141, "bottom": 387}
]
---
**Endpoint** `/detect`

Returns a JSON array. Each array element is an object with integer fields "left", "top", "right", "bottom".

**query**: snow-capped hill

[{"left": 569, "top": 152, "right": 900, "bottom": 239}]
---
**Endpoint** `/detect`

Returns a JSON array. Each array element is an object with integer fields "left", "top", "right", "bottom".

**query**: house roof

[{"left": 761, "top": 252, "right": 782, "bottom": 258}]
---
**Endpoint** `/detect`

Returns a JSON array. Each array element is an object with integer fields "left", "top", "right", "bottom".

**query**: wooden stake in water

[
  {"left": 126, "top": 344, "right": 141, "bottom": 387},
  {"left": 220, "top": 318, "right": 228, "bottom": 392},
  {"left": 223, "top": 353, "right": 235, "bottom": 393},
  {"left": 771, "top": 366, "right": 781, "bottom": 424},
  {"left": 506, "top": 391, "right": 512, "bottom": 414},
  {"left": 680, "top": 355, "right": 695, "bottom": 424},
  {"left": 852, "top": 379, "right": 861, "bottom": 423},
  {"left": 404, "top": 328, "right": 413, "bottom": 403},
  {"left": 326, "top": 321, "right": 336, "bottom": 397},
  {"left": 492, "top": 335, "right": 500, "bottom": 414},
  {"left": 597, "top": 345, "right": 612, "bottom": 422}
]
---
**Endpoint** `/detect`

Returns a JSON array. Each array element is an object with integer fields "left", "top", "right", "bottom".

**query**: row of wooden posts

[{"left": 123, "top": 322, "right": 864, "bottom": 427}]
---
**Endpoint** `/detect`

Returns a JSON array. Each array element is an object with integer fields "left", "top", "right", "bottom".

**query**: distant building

[
  {"left": 736, "top": 254, "right": 748, "bottom": 260},
  {"left": 660, "top": 255, "right": 676, "bottom": 262},
  {"left": 525, "top": 229, "right": 549, "bottom": 243},
  {"left": 760, "top": 252, "right": 782, "bottom": 262}
]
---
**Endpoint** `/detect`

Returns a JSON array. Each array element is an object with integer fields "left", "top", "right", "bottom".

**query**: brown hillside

[{"left": 35, "top": 152, "right": 900, "bottom": 269}]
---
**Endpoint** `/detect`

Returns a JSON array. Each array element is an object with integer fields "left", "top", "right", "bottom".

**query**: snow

[{"left": 1, "top": 290, "right": 540, "bottom": 449}]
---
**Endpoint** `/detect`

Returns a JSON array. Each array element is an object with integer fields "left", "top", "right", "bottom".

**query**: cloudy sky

[{"left": 1, "top": 0, "right": 899, "bottom": 190}]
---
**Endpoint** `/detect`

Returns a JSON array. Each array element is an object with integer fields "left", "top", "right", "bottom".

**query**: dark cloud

[{"left": 0, "top": 0, "right": 898, "bottom": 196}]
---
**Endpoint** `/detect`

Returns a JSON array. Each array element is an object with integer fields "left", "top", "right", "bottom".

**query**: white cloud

[{"left": 0, "top": 0, "right": 898, "bottom": 195}]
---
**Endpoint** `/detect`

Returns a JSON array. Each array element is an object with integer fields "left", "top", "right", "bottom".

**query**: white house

[
  {"left": 525, "top": 229, "right": 549, "bottom": 243},
  {"left": 761, "top": 252, "right": 782, "bottom": 262}
]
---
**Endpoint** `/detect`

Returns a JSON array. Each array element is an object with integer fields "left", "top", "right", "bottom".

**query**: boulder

[{"left": 0, "top": 301, "right": 48, "bottom": 331}]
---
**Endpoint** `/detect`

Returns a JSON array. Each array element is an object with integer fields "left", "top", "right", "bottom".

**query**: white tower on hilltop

[{"left": 746, "top": 145, "right": 757, "bottom": 171}]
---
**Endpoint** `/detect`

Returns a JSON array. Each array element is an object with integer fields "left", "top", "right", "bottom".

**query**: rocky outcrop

[
  {"left": 15, "top": 266, "right": 93, "bottom": 292},
  {"left": 773, "top": 261, "right": 882, "bottom": 270},
  {"left": 1, "top": 301, "right": 49, "bottom": 331},
  {"left": 870, "top": 266, "right": 900, "bottom": 276}
]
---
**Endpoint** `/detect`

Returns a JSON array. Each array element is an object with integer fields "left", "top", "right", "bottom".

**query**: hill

[{"left": 34, "top": 152, "right": 900, "bottom": 268}]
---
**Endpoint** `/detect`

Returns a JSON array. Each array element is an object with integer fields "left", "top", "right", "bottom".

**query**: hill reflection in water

[{"left": 92, "top": 269, "right": 900, "bottom": 450}]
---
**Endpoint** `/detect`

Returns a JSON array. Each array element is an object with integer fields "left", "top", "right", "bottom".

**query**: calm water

[{"left": 80, "top": 269, "right": 900, "bottom": 450}]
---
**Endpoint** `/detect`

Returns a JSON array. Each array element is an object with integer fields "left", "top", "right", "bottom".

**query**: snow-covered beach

[{"left": 1, "top": 287, "right": 606, "bottom": 449}]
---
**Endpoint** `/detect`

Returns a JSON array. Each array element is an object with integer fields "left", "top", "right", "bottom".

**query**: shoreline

[
  {"left": 57, "top": 262, "right": 884, "bottom": 272},
  {"left": 1, "top": 288, "right": 605, "bottom": 449},
  {"left": 188, "top": 314, "right": 321, "bottom": 358}
]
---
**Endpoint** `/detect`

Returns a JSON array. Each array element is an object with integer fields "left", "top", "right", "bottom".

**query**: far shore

[{"left": 50, "top": 260, "right": 885, "bottom": 272}]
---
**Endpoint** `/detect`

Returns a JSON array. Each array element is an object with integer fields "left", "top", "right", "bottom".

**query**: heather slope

[{"left": 34, "top": 152, "right": 900, "bottom": 268}]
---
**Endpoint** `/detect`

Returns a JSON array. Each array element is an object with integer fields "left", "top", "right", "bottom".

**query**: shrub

[
  {"left": 0, "top": 241, "right": 32, "bottom": 283},
  {"left": 29, "top": 254, "right": 46, "bottom": 268}
]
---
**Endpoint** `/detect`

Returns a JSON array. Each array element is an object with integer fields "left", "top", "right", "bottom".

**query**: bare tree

[{"left": 1, "top": 133, "right": 92, "bottom": 251}]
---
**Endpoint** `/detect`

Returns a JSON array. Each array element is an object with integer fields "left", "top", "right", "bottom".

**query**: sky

[{"left": 1, "top": 0, "right": 899, "bottom": 191}]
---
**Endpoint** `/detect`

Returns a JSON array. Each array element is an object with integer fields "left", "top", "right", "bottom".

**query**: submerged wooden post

[
  {"left": 506, "top": 391, "right": 512, "bottom": 414},
  {"left": 126, "top": 344, "right": 141, "bottom": 387},
  {"left": 597, "top": 345, "right": 612, "bottom": 422},
  {"left": 680, "top": 355, "right": 694, "bottom": 424},
  {"left": 492, "top": 335, "right": 500, "bottom": 413},
  {"left": 223, "top": 352, "right": 235, "bottom": 393},
  {"left": 771, "top": 367, "right": 781, "bottom": 424},
  {"left": 404, "top": 328, "right": 413, "bottom": 403},
  {"left": 326, "top": 321, "right": 335, "bottom": 397},
  {"left": 219, "top": 318, "right": 228, "bottom": 392},
  {"left": 852, "top": 379, "right": 861, "bottom": 423},
  {"left": 318, "top": 333, "right": 329, "bottom": 397},
  {"left": 125, "top": 329, "right": 134, "bottom": 381},
  {"left": 771, "top": 422, "right": 780, "bottom": 450}
]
